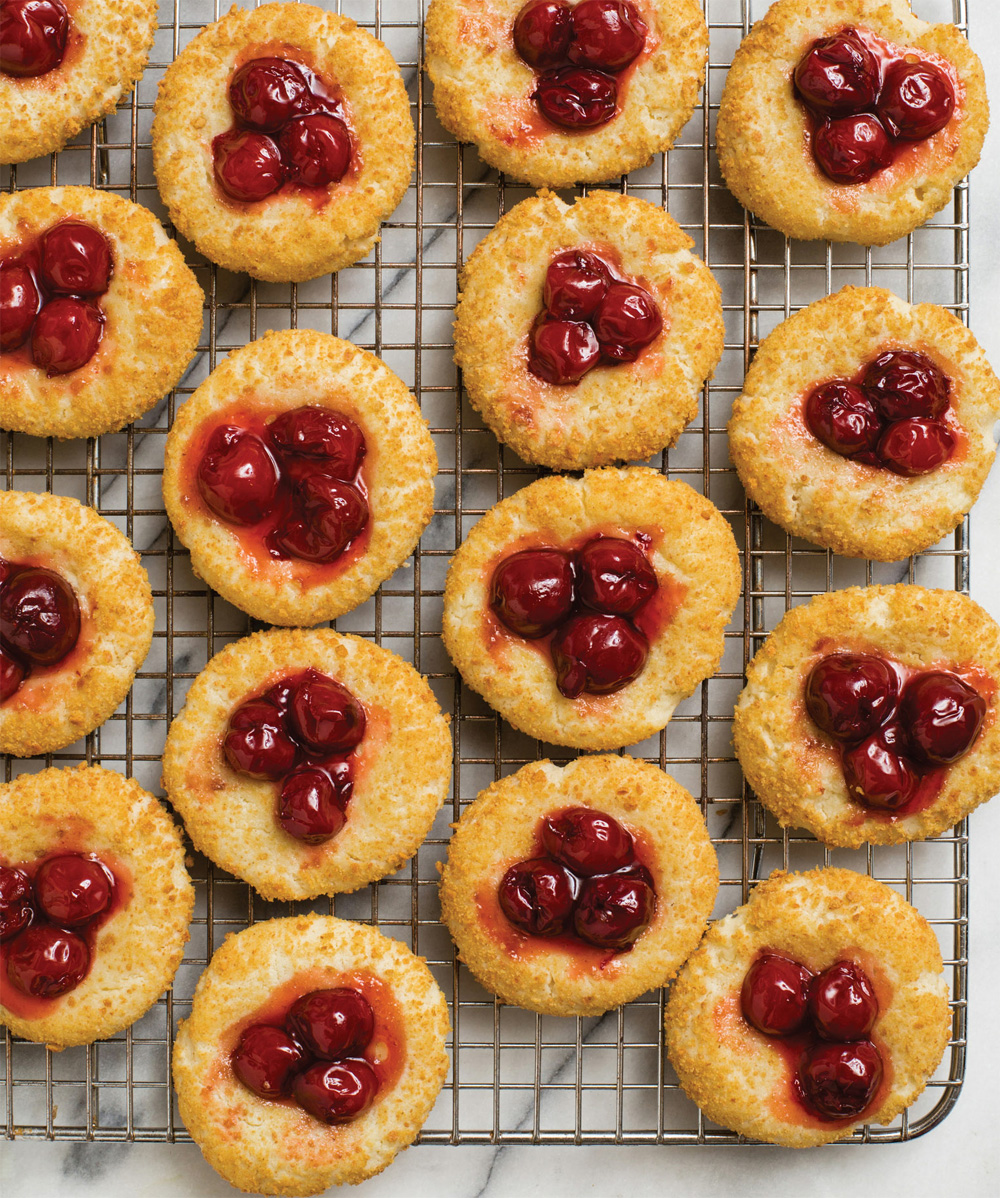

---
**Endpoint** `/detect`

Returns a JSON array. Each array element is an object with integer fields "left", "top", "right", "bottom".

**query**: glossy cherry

[
  {"left": 573, "top": 872, "right": 654, "bottom": 950},
  {"left": 224, "top": 698, "right": 299, "bottom": 780},
  {"left": 293, "top": 1058, "right": 379, "bottom": 1125},
  {"left": 6, "top": 922, "right": 89, "bottom": 997},
  {"left": 567, "top": 1, "right": 647, "bottom": 73},
  {"left": 0, "top": 644, "right": 27, "bottom": 702},
  {"left": 543, "top": 249, "right": 610, "bottom": 321},
  {"left": 0, "top": 565, "right": 81, "bottom": 666},
  {"left": 804, "top": 381, "right": 881, "bottom": 458},
  {"left": 796, "top": 1039, "right": 882, "bottom": 1121},
  {"left": 804, "top": 653, "right": 899, "bottom": 743},
  {"left": 0, "top": 262, "right": 40, "bottom": 352},
  {"left": 591, "top": 282, "right": 662, "bottom": 361},
  {"left": 577, "top": 536, "right": 657, "bottom": 617},
  {"left": 0, "top": 865, "right": 33, "bottom": 942},
  {"left": 213, "top": 129, "right": 284, "bottom": 203},
  {"left": 877, "top": 417, "right": 954, "bottom": 476},
  {"left": 287, "top": 987, "right": 375, "bottom": 1060},
  {"left": 541, "top": 807, "right": 634, "bottom": 877},
  {"left": 228, "top": 57, "right": 311, "bottom": 132},
  {"left": 231, "top": 1024, "right": 309, "bottom": 1098},
  {"left": 277, "top": 768, "right": 348, "bottom": 844},
  {"left": 842, "top": 723, "right": 919, "bottom": 811},
  {"left": 533, "top": 65, "right": 618, "bottom": 130},
  {"left": 277, "top": 475, "right": 368, "bottom": 563},
  {"left": 812, "top": 114, "right": 894, "bottom": 184},
  {"left": 279, "top": 114, "right": 352, "bottom": 187},
  {"left": 809, "top": 961, "right": 879, "bottom": 1042},
  {"left": 498, "top": 857, "right": 577, "bottom": 937},
  {"left": 862, "top": 350, "right": 950, "bottom": 422},
  {"left": 197, "top": 426, "right": 280, "bottom": 526},
  {"left": 288, "top": 669, "right": 366, "bottom": 755},
  {"left": 33, "top": 855, "right": 112, "bottom": 927},
  {"left": 740, "top": 952, "right": 814, "bottom": 1037},
  {"left": 40, "top": 222, "right": 113, "bottom": 297},
  {"left": 31, "top": 297, "right": 103, "bottom": 375},
  {"left": 512, "top": 0, "right": 572, "bottom": 69},
  {"left": 550, "top": 612, "right": 648, "bottom": 699},
  {"left": 793, "top": 31, "right": 881, "bottom": 117},
  {"left": 267, "top": 407, "right": 365, "bottom": 478},
  {"left": 489, "top": 548, "right": 576, "bottom": 638},
  {"left": 529, "top": 317, "right": 601, "bottom": 384},
  {"left": 901, "top": 671, "right": 986, "bottom": 766},
  {"left": 879, "top": 60, "right": 955, "bottom": 141},
  {"left": 0, "top": 0, "right": 69, "bottom": 78}
]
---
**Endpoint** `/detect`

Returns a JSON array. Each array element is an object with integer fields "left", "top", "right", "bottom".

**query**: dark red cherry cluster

[
  {"left": 1, "top": 558, "right": 81, "bottom": 704},
  {"left": 232, "top": 986, "right": 380, "bottom": 1124},
  {"left": 196, "top": 405, "right": 369, "bottom": 565},
  {"left": 528, "top": 248, "right": 662, "bottom": 384},
  {"left": 498, "top": 807, "right": 655, "bottom": 951},
  {"left": 804, "top": 350, "right": 955, "bottom": 476},
  {"left": 213, "top": 57, "right": 354, "bottom": 203},
  {"left": 0, "top": 0, "right": 68, "bottom": 79},
  {"left": 741, "top": 952, "right": 883, "bottom": 1121},
  {"left": 224, "top": 668, "right": 366, "bottom": 845},
  {"left": 793, "top": 27, "right": 956, "bottom": 185},
  {"left": 0, "top": 219, "right": 113, "bottom": 375},
  {"left": 1, "top": 854, "right": 117, "bottom": 1000},
  {"left": 490, "top": 534, "right": 658, "bottom": 699},
  {"left": 512, "top": 0, "right": 647, "bottom": 131},
  {"left": 805, "top": 652, "right": 986, "bottom": 813}
]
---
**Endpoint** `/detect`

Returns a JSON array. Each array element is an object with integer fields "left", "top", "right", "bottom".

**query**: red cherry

[
  {"left": 862, "top": 350, "right": 950, "bottom": 422},
  {"left": 842, "top": 722, "right": 919, "bottom": 811},
  {"left": 809, "top": 961, "right": 879, "bottom": 1041},
  {"left": 541, "top": 807, "right": 635, "bottom": 876},
  {"left": 212, "top": 129, "right": 284, "bottom": 203},
  {"left": 268, "top": 407, "right": 365, "bottom": 478},
  {"left": 293, "top": 1058, "right": 378, "bottom": 1125},
  {"left": 740, "top": 952, "right": 814, "bottom": 1037},
  {"left": 288, "top": 669, "right": 366, "bottom": 754},
  {"left": 577, "top": 536, "right": 657, "bottom": 616},
  {"left": 812, "top": 114, "right": 894, "bottom": 184},
  {"left": 232, "top": 1024, "right": 309, "bottom": 1098},
  {"left": 512, "top": 0, "right": 572, "bottom": 69},
  {"left": 543, "top": 249, "right": 610, "bottom": 320},
  {"left": 228, "top": 57, "right": 311, "bottom": 131},
  {"left": 1, "top": 642, "right": 28, "bottom": 702},
  {"left": 279, "top": 114, "right": 352, "bottom": 187},
  {"left": 287, "top": 987, "right": 375, "bottom": 1060},
  {"left": 196, "top": 425, "right": 280, "bottom": 526},
  {"left": 498, "top": 857, "right": 578, "bottom": 936},
  {"left": 40, "top": 221, "right": 113, "bottom": 297},
  {"left": 489, "top": 548, "right": 576, "bottom": 638},
  {"left": 277, "top": 767, "right": 348, "bottom": 844},
  {"left": 901, "top": 671, "right": 986, "bottom": 765},
  {"left": 528, "top": 317, "right": 601, "bottom": 384},
  {"left": 591, "top": 282, "right": 662, "bottom": 361},
  {"left": 276, "top": 475, "right": 368, "bottom": 563},
  {"left": 567, "top": 0, "right": 647, "bottom": 73},
  {"left": 573, "top": 872, "right": 654, "bottom": 950},
  {"left": 879, "top": 60, "right": 955, "bottom": 141},
  {"left": 804, "top": 381, "right": 882, "bottom": 458},
  {"left": 796, "top": 1040, "right": 882, "bottom": 1121},
  {"left": 533, "top": 66, "right": 618, "bottom": 129},
  {"left": 804, "top": 653, "right": 899, "bottom": 742},
  {"left": 877, "top": 417, "right": 954, "bottom": 476},
  {"left": 6, "top": 922, "right": 89, "bottom": 997},
  {"left": 0, "top": 565, "right": 81, "bottom": 665},
  {"left": 30, "top": 297, "right": 103, "bottom": 375},
  {"left": 224, "top": 698, "right": 299, "bottom": 780},
  {"left": 550, "top": 612, "right": 648, "bottom": 699},
  {"left": 0, "top": 865, "right": 33, "bottom": 942},
  {"left": 793, "top": 30, "right": 881, "bottom": 117},
  {"left": 0, "top": 262, "right": 40, "bottom": 352},
  {"left": 33, "top": 855, "right": 113, "bottom": 927},
  {"left": 0, "top": 0, "right": 68, "bottom": 78}
]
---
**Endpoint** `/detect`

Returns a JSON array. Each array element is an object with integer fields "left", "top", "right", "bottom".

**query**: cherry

[
  {"left": 879, "top": 60, "right": 955, "bottom": 141},
  {"left": 287, "top": 987, "right": 375, "bottom": 1060},
  {"left": 591, "top": 282, "right": 662, "bottom": 361},
  {"left": 796, "top": 1039, "right": 882, "bottom": 1121},
  {"left": 228, "top": 57, "right": 311, "bottom": 132},
  {"left": 0, "top": 0, "right": 68, "bottom": 78},
  {"left": 543, "top": 249, "right": 610, "bottom": 321},
  {"left": 196, "top": 426, "right": 280, "bottom": 526},
  {"left": 740, "top": 953, "right": 814, "bottom": 1037},
  {"left": 541, "top": 807, "right": 634, "bottom": 876},
  {"left": 225, "top": 698, "right": 299, "bottom": 780},
  {"left": 0, "top": 865, "right": 33, "bottom": 942},
  {"left": 213, "top": 129, "right": 284, "bottom": 203},
  {"left": 268, "top": 407, "right": 365, "bottom": 478},
  {"left": 567, "top": 0, "right": 647, "bottom": 73},
  {"left": 231, "top": 1023, "right": 309, "bottom": 1098},
  {"left": 804, "top": 381, "right": 882, "bottom": 458},
  {"left": 812, "top": 114, "right": 894, "bottom": 184},
  {"left": 0, "top": 262, "right": 40, "bottom": 352},
  {"left": 277, "top": 767, "right": 348, "bottom": 844},
  {"left": 901, "top": 671, "right": 986, "bottom": 766},
  {"left": 862, "top": 350, "right": 950, "bottom": 422},
  {"left": 804, "top": 653, "right": 899, "bottom": 743},
  {"left": 577, "top": 536, "right": 657, "bottom": 617},
  {"left": 39, "top": 222, "right": 113, "bottom": 297},
  {"left": 288, "top": 669, "right": 366, "bottom": 755},
  {"left": 489, "top": 548, "right": 576, "bottom": 638},
  {"left": 498, "top": 857, "right": 577, "bottom": 937},
  {"left": 1, "top": 643, "right": 28, "bottom": 702},
  {"left": 877, "top": 417, "right": 954, "bottom": 476},
  {"left": 278, "top": 475, "right": 368, "bottom": 563},
  {"left": 533, "top": 66, "right": 618, "bottom": 130},
  {"left": 6, "top": 922, "right": 89, "bottom": 997},
  {"left": 550, "top": 612, "right": 648, "bottom": 699},
  {"left": 0, "top": 565, "right": 81, "bottom": 665},
  {"left": 33, "top": 855, "right": 112, "bottom": 927},
  {"left": 529, "top": 317, "right": 601, "bottom": 384},
  {"left": 793, "top": 30, "right": 881, "bottom": 117},
  {"left": 809, "top": 961, "right": 879, "bottom": 1042},
  {"left": 293, "top": 1058, "right": 378, "bottom": 1125},
  {"left": 30, "top": 297, "right": 103, "bottom": 374},
  {"left": 512, "top": 0, "right": 572, "bottom": 69},
  {"left": 279, "top": 114, "right": 352, "bottom": 187},
  {"left": 842, "top": 722, "right": 919, "bottom": 811},
  {"left": 573, "top": 872, "right": 654, "bottom": 950}
]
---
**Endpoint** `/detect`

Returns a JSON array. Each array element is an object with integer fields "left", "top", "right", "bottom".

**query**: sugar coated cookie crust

[
  {"left": 733, "top": 585, "right": 1000, "bottom": 848},
  {"left": 440, "top": 755, "right": 718, "bottom": 1016},
  {"left": 0, "top": 491, "right": 154, "bottom": 757},
  {"left": 716, "top": 0, "right": 989, "bottom": 245},
  {"left": 162, "top": 628, "right": 452, "bottom": 901},
  {"left": 161, "top": 328, "right": 437, "bottom": 627},
  {"left": 173, "top": 915, "right": 450, "bottom": 1195},
  {"left": 0, "top": 0, "right": 157, "bottom": 164},
  {"left": 0, "top": 186, "right": 204, "bottom": 440},
  {"left": 728, "top": 286, "right": 1000, "bottom": 561},
  {"left": 425, "top": 0, "right": 707, "bottom": 188},
  {"left": 454, "top": 190, "right": 723, "bottom": 469},
  {"left": 442, "top": 468, "right": 741, "bottom": 750},
  {"left": 152, "top": 2, "right": 415, "bottom": 282},
  {"left": 0, "top": 765, "right": 194, "bottom": 1049},
  {"left": 665, "top": 867, "right": 951, "bottom": 1147}
]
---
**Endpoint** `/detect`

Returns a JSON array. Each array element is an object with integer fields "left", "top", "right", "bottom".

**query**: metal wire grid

[{"left": 0, "top": 0, "right": 975, "bottom": 1146}]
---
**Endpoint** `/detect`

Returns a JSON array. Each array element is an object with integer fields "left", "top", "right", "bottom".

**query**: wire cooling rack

[{"left": 1, "top": 0, "right": 976, "bottom": 1146}]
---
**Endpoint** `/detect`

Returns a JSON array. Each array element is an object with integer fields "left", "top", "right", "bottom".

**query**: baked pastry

[
  {"left": 716, "top": 0, "right": 989, "bottom": 245},
  {"left": 0, "top": 0, "right": 157, "bottom": 164},
  {"left": 440, "top": 754, "right": 718, "bottom": 1016},
  {"left": 0, "top": 186, "right": 204, "bottom": 440},
  {"left": 0, "top": 490, "right": 154, "bottom": 757},
  {"left": 453, "top": 190, "right": 723, "bottom": 469},
  {"left": 426, "top": 0, "right": 708, "bottom": 188},
  {"left": 733, "top": 585, "right": 1000, "bottom": 849},
  {"left": 665, "top": 867, "right": 951, "bottom": 1147},
  {"left": 161, "top": 329, "right": 436, "bottom": 627},
  {"left": 728, "top": 286, "right": 1000, "bottom": 561},
  {"left": 173, "top": 914, "right": 449, "bottom": 1195},
  {"left": 162, "top": 627, "right": 452, "bottom": 902},
  {"left": 442, "top": 467, "right": 740, "bottom": 750},
  {"left": 0, "top": 765, "right": 193, "bottom": 1049},
  {"left": 152, "top": 2, "right": 415, "bottom": 282}
]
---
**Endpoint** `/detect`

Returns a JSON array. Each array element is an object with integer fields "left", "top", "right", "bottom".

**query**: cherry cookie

[
  {"left": 0, "top": 0, "right": 157, "bottom": 164},
  {"left": 440, "top": 755, "right": 717, "bottom": 1016},
  {"left": 0, "top": 765, "right": 193, "bottom": 1049},
  {"left": 665, "top": 867, "right": 950, "bottom": 1147},
  {"left": 733, "top": 585, "right": 1000, "bottom": 849},
  {"left": 442, "top": 467, "right": 740, "bottom": 750},
  {"left": 426, "top": 0, "right": 708, "bottom": 188},
  {"left": 173, "top": 914, "right": 449, "bottom": 1195},
  {"left": 716, "top": 0, "right": 989, "bottom": 246},
  {"left": 728, "top": 286, "right": 1000, "bottom": 561},
  {"left": 0, "top": 490, "right": 153, "bottom": 757},
  {"left": 162, "top": 628, "right": 451, "bottom": 902},
  {"left": 454, "top": 190, "right": 723, "bottom": 469},
  {"left": 152, "top": 2, "right": 414, "bottom": 283},
  {"left": 162, "top": 329, "right": 436, "bottom": 627},
  {"left": 0, "top": 186, "right": 204, "bottom": 440}
]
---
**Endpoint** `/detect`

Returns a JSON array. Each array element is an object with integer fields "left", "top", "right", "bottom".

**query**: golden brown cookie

[
  {"left": 426, "top": 0, "right": 708, "bottom": 188},
  {"left": 440, "top": 755, "right": 718, "bottom": 1016},
  {"left": 665, "top": 867, "right": 951, "bottom": 1147},
  {"left": 173, "top": 914, "right": 450, "bottom": 1195},
  {"left": 716, "top": 0, "right": 989, "bottom": 245},
  {"left": 453, "top": 190, "right": 723, "bottom": 469},
  {"left": 0, "top": 765, "right": 193, "bottom": 1049},
  {"left": 0, "top": 490, "right": 154, "bottom": 757},
  {"left": 152, "top": 2, "right": 415, "bottom": 282},
  {"left": 161, "top": 329, "right": 437, "bottom": 627},
  {"left": 727, "top": 286, "right": 1000, "bottom": 561}
]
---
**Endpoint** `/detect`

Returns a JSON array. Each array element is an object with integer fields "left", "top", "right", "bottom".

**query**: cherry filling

[
  {"left": 0, "top": 0, "right": 69, "bottom": 79},
  {"left": 793, "top": 27, "right": 956, "bottom": 184},
  {"left": 0, "top": 559, "right": 81, "bottom": 703},
  {"left": 223, "top": 668, "right": 366, "bottom": 845},
  {"left": 803, "top": 349, "right": 956, "bottom": 475}
]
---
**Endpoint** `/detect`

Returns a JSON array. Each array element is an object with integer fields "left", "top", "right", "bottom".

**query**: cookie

[
  {"left": 453, "top": 190, "right": 723, "bottom": 469},
  {"left": 425, "top": 0, "right": 708, "bottom": 188},
  {"left": 440, "top": 755, "right": 718, "bottom": 1016},
  {"left": 0, "top": 186, "right": 204, "bottom": 440},
  {"left": 0, "top": 765, "right": 193, "bottom": 1049},
  {"left": 173, "top": 914, "right": 450, "bottom": 1195},
  {"left": 161, "top": 328, "right": 437, "bottom": 628},
  {"left": 716, "top": 0, "right": 989, "bottom": 245},
  {"left": 0, "top": 490, "right": 154, "bottom": 757},
  {"left": 0, "top": 0, "right": 157, "bottom": 164},
  {"left": 152, "top": 2, "right": 415, "bottom": 282},
  {"left": 442, "top": 467, "right": 740, "bottom": 750},
  {"left": 727, "top": 286, "right": 1000, "bottom": 561},
  {"left": 665, "top": 867, "right": 951, "bottom": 1147}
]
